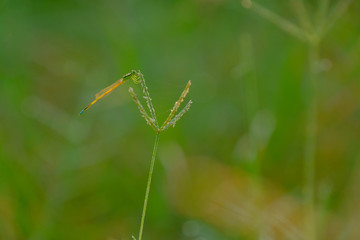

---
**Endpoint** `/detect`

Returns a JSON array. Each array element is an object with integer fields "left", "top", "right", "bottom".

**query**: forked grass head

[{"left": 128, "top": 73, "right": 192, "bottom": 133}]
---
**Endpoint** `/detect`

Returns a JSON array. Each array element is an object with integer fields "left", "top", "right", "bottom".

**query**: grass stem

[
  {"left": 247, "top": 1, "right": 308, "bottom": 42},
  {"left": 138, "top": 132, "right": 160, "bottom": 240},
  {"left": 324, "top": 0, "right": 353, "bottom": 35},
  {"left": 290, "top": 0, "right": 313, "bottom": 33},
  {"left": 304, "top": 42, "right": 319, "bottom": 240},
  {"left": 316, "top": 0, "right": 330, "bottom": 35}
]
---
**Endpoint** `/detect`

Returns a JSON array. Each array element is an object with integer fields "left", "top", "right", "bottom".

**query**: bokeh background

[{"left": 1, "top": 0, "right": 360, "bottom": 239}]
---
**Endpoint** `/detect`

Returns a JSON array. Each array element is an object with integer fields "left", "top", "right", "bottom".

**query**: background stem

[
  {"left": 304, "top": 42, "right": 319, "bottom": 240},
  {"left": 138, "top": 132, "right": 160, "bottom": 240}
]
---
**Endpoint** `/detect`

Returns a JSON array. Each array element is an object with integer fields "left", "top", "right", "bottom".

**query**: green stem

[
  {"left": 138, "top": 132, "right": 160, "bottom": 240},
  {"left": 304, "top": 42, "right": 319, "bottom": 240},
  {"left": 249, "top": 1, "right": 308, "bottom": 42}
]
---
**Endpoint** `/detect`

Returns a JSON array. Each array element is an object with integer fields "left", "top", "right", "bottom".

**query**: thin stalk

[
  {"left": 248, "top": 1, "right": 308, "bottom": 42},
  {"left": 304, "top": 42, "right": 319, "bottom": 240},
  {"left": 316, "top": 0, "right": 330, "bottom": 36},
  {"left": 290, "top": 0, "right": 313, "bottom": 33},
  {"left": 138, "top": 132, "right": 160, "bottom": 240},
  {"left": 324, "top": 0, "right": 353, "bottom": 36}
]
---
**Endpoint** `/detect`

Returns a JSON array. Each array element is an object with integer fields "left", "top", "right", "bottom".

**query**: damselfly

[{"left": 80, "top": 70, "right": 139, "bottom": 115}]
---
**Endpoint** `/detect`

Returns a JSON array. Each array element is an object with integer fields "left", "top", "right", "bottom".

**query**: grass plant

[
  {"left": 242, "top": 1, "right": 352, "bottom": 239},
  {"left": 80, "top": 70, "right": 192, "bottom": 240}
]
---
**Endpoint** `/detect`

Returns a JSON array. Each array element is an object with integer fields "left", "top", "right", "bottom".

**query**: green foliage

[{"left": 1, "top": 0, "right": 359, "bottom": 239}]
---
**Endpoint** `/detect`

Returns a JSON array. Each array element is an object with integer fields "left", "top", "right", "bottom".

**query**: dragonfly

[{"left": 80, "top": 70, "right": 139, "bottom": 115}]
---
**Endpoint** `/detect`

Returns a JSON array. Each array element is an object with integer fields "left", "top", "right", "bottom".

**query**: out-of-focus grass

[
  {"left": 242, "top": 1, "right": 353, "bottom": 239},
  {"left": 1, "top": 0, "right": 360, "bottom": 239}
]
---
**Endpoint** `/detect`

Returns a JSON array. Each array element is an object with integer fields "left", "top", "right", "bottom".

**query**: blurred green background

[{"left": 1, "top": 0, "right": 360, "bottom": 239}]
